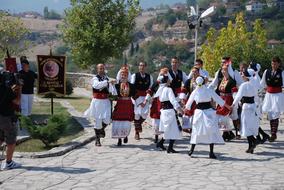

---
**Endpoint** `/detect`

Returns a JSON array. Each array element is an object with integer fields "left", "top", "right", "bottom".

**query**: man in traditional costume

[
  {"left": 249, "top": 63, "right": 270, "bottom": 144},
  {"left": 131, "top": 61, "right": 153, "bottom": 140},
  {"left": 188, "top": 59, "right": 209, "bottom": 82},
  {"left": 169, "top": 56, "right": 188, "bottom": 100},
  {"left": 186, "top": 77, "right": 230, "bottom": 159},
  {"left": 182, "top": 66, "right": 200, "bottom": 132},
  {"left": 112, "top": 67, "right": 136, "bottom": 146},
  {"left": 209, "top": 57, "right": 243, "bottom": 141},
  {"left": 155, "top": 71, "right": 184, "bottom": 153},
  {"left": 232, "top": 69, "right": 259, "bottom": 153},
  {"left": 84, "top": 64, "right": 116, "bottom": 146},
  {"left": 260, "top": 57, "right": 284, "bottom": 142}
]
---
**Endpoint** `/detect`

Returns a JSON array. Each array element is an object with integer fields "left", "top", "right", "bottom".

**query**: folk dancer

[
  {"left": 112, "top": 67, "right": 136, "bottom": 146},
  {"left": 209, "top": 57, "right": 243, "bottom": 141},
  {"left": 154, "top": 71, "right": 184, "bottom": 153},
  {"left": 84, "top": 64, "right": 116, "bottom": 146},
  {"left": 131, "top": 61, "right": 153, "bottom": 140},
  {"left": 186, "top": 76, "right": 230, "bottom": 159},
  {"left": 260, "top": 57, "right": 284, "bottom": 142},
  {"left": 182, "top": 66, "right": 200, "bottom": 133},
  {"left": 232, "top": 69, "right": 259, "bottom": 153},
  {"left": 249, "top": 63, "right": 270, "bottom": 144}
]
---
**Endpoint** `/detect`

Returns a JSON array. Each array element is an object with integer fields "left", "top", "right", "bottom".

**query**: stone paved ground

[{"left": 1, "top": 116, "right": 284, "bottom": 190}]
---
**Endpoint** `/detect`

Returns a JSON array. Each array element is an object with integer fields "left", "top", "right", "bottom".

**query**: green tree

[
  {"left": 61, "top": 0, "right": 140, "bottom": 68},
  {"left": 200, "top": 13, "right": 270, "bottom": 76},
  {"left": 0, "top": 13, "right": 30, "bottom": 59}
]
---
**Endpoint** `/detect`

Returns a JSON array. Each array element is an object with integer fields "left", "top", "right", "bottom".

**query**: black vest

[
  {"left": 134, "top": 73, "right": 151, "bottom": 91},
  {"left": 216, "top": 69, "right": 237, "bottom": 94},
  {"left": 169, "top": 69, "right": 183, "bottom": 89},
  {"left": 92, "top": 75, "right": 109, "bottom": 94},
  {"left": 265, "top": 69, "right": 283, "bottom": 87}
]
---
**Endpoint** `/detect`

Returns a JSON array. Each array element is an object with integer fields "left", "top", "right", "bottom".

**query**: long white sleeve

[
  {"left": 92, "top": 77, "right": 108, "bottom": 90},
  {"left": 234, "top": 70, "right": 243, "bottom": 87},
  {"left": 210, "top": 89, "right": 225, "bottom": 106},
  {"left": 232, "top": 84, "right": 245, "bottom": 106},
  {"left": 149, "top": 75, "right": 154, "bottom": 88},
  {"left": 208, "top": 71, "right": 219, "bottom": 89},
  {"left": 182, "top": 71, "right": 188, "bottom": 84},
  {"left": 168, "top": 88, "right": 181, "bottom": 110},
  {"left": 130, "top": 73, "right": 136, "bottom": 84},
  {"left": 185, "top": 89, "right": 196, "bottom": 109},
  {"left": 260, "top": 70, "right": 267, "bottom": 89}
]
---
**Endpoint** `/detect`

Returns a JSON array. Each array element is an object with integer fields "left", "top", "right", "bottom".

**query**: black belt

[
  {"left": 196, "top": 102, "right": 212, "bottom": 110},
  {"left": 242, "top": 96, "right": 254, "bottom": 104},
  {"left": 161, "top": 101, "right": 174, "bottom": 110}
]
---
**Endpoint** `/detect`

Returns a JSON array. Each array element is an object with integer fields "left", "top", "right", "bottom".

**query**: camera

[{"left": 0, "top": 71, "right": 23, "bottom": 88}]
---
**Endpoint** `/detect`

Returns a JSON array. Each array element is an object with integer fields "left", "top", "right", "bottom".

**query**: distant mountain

[{"left": 0, "top": 0, "right": 186, "bottom": 14}]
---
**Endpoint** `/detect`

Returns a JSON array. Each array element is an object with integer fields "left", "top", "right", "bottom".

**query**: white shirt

[
  {"left": 260, "top": 69, "right": 284, "bottom": 89},
  {"left": 186, "top": 85, "right": 225, "bottom": 109},
  {"left": 232, "top": 79, "right": 258, "bottom": 106},
  {"left": 92, "top": 75, "right": 109, "bottom": 90},
  {"left": 208, "top": 69, "right": 243, "bottom": 89},
  {"left": 130, "top": 72, "right": 153, "bottom": 88},
  {"left": 158, "top": 85, "right": 180, "bottom": 110},
  {"left": 188, "top": 68, "right": 209, "bottom": 79}
]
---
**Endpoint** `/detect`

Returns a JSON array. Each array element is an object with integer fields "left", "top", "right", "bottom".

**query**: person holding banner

[
  {"left": 19, "top": 59, "right": 37, "bottom": 116},
  {"left": 84, "top": 64, "right": 116, "bottom": 146}
]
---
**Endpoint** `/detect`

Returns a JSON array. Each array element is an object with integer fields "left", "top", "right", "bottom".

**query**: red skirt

[
  {"left": 184, "top": 101, "right": 196, "bottom": 116},
  {"left": 112, "top": 99, "right": 134, "bottom": 121},
  {"left": 216, "top": 95, "right": 233, "bottom": 116},
  {"left": 150, "top": 97, "right": 161, "bottom": 119}
]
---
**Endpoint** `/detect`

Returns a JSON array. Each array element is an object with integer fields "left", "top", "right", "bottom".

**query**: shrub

[
  {"left": 66, "top": 79, "right": 73, "bottom": 96},
  {"left": 21, "top": 115, "right": 67, "bottom": 147}
]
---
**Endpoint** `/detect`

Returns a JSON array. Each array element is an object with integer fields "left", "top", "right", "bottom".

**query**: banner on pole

[
  {"left": 37, "top": 55, "right": 66, "bottom": 95},
  {"left": 4, "top": 57, "right": 17, "bottom": 73}
]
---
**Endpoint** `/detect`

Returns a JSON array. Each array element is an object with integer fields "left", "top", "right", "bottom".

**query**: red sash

[
  {"left": 93, "top": 92, "right": 109, "bottom": 99},
  {"left": 267, "top": 86, "right": 282, "bottom": 93}
]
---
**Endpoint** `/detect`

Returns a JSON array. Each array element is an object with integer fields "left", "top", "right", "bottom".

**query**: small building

[{"left": 246, "top": 1, "right": 266, "bottom": 13}]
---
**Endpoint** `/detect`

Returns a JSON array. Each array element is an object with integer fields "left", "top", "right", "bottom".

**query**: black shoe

[
  {"left": 167, "top": 148, "right": 178, "bottom": 153},
  {"left": 245, "top": 147, "right": 254, "bottom": 154},
  {"left": 95, "top": 138, "right": 101, "bottom": 147},
  {"left": 188, "top": 150, "right": 194, "bottom": 157},
  {"left": 156, "top": 141, "right": 166, "bottom": 151},
  {"left": 209, "top": 153, "right": 217, "bottom": 159},
  {"left": 261, "top": 134, "right": 270, "bottom": 144},
  {"left": 269, "top": 134, "right": 277, "bottom": 142},
  {"left": 117, "top": 139, "right": 122, "bottom": 146},
  {"left": 101, "top": 129, "right": 106, "bottom": 138},
  {"left": 229, "top": 131, "right": 235, "bottom": 140},
  {"left": 123, "top": 137, "right": 128, "bottom": 144},
  {"left": 154, "top": 135, "right": 158, "bottom": 143}
]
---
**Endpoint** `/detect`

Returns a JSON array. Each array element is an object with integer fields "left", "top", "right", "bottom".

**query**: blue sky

[{"left": 0, "top": 0, "right": 186, "bottom": 14}]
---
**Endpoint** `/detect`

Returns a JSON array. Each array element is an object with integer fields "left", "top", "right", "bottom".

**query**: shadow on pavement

[{"left": 20, "top": 166, "right": 95, "bottom": 174}]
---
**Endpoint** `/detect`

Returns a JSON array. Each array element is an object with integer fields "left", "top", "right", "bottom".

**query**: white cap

[{"left": 196, "top": 76, "right": 204, "bottom": 86}]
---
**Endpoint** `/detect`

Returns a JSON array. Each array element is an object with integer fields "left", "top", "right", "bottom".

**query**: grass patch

[
  {"left": 39, "top": 95, "right": 91, "bottom": 113},
  {"left": 16, "top": 102, "right": 85, "bottom": 152}
]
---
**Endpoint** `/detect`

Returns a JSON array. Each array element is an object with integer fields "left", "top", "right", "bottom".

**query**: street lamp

[{"left": 187, "top": 5, "right": 216, "bottom": 62}]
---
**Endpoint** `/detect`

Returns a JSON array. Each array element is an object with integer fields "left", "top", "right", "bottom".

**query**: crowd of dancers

[{"left": 84, "top": 56, "right": 284, "bottom": 159}]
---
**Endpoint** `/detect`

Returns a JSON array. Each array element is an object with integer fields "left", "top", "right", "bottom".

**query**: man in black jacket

[{"left": 0, "top": 72, "right": 22, "bottom": 170}]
